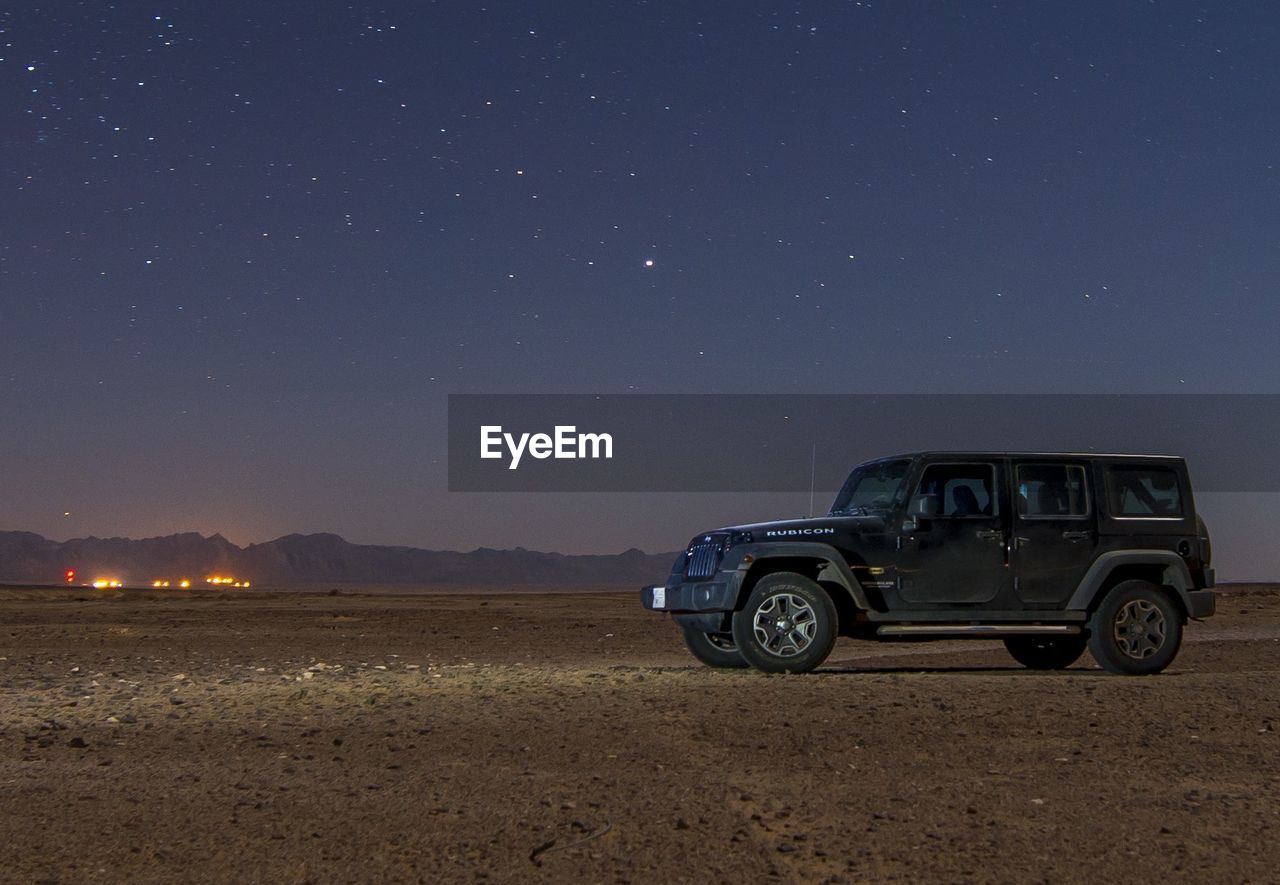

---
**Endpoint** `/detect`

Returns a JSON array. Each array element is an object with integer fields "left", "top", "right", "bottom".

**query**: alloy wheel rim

[
  {"left": 706, "top": 632, "right": 737, "bottom": 651},
  {"left": 1113, "top": 599, "right": 1167, "bottom": 659},
  {"left": 752, "top": 593, "right": 817, "bottom": 657}
]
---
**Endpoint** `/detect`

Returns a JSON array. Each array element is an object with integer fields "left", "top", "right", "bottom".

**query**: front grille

[{"left": 685, "top": 537, "right": 724, "bottom": 579}]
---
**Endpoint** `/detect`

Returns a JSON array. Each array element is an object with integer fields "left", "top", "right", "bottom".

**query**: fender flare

[
  {"left": 723, "top": 542, "right": 871, "bottom": 610},
  {"left": 1065, "top": 549, "right": 1196, "bottom": 612}
]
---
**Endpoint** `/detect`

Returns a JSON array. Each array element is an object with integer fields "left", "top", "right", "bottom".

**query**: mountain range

[{"left": 0, "top": 530, "right": 677, "bottom": 588}]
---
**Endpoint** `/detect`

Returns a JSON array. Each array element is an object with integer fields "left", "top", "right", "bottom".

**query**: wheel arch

[
  {"left": 1067, "top": 550, "right": 1195, "bottom": 620},
  {"left": 731, "top": 543, "right": 870, "bottom": 631}
]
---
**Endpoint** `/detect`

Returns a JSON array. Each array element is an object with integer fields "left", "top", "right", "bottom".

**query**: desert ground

[{"left": 1, "top": 586, "right": 1278, "bottom": 884}]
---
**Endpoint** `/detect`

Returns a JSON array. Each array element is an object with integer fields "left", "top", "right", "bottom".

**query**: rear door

[{"left": 1011, "top": 459, "right": 1098, "bottom": 606}]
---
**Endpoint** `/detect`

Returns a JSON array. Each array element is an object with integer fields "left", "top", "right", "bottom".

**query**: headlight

[{"left": 671, "top": 551, "right": 688, "bottom": 575}]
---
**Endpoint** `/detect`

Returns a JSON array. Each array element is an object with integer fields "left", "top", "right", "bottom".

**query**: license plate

[{"left": 651, "top": 586, "right": 665, "bottom": 609}]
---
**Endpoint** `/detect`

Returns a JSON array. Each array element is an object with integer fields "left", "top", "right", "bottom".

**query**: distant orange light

[
  {"left": 178, "top": 579, "right": 190, "bottom": 589},
  {"left": 92, "top": 578, "right": 123, "bottom": 589}
]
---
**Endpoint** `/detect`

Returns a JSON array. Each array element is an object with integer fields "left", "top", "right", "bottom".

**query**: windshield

[{"left": 829, "top": 458, "right": 911, "bottom": 516}]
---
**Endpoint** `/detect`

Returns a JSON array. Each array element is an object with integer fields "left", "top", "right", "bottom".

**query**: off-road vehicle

[{"left": 642, "top": 452, "right": 1215, "bottom": 675}]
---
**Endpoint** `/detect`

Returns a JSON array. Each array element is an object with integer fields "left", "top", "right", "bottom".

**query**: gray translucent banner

[{"left": 447, "top": 394, "right": 1279, "bottom": 492}]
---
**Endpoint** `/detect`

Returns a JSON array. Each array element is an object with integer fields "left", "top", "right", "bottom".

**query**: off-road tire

[
  {"left": 731, "top": 572, "right": 838, "bottom": 674},
  {"left": 679, "top": 624, "right": 749, "bottom": 669},
  {"left": 1087, "top": 580, "right": 1183, "bottom": 675},
  {"left": 1003, "top": 635, "right": 1087, "bottom": 670}
]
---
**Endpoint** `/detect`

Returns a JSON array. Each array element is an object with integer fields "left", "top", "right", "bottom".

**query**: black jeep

[{"left": 642, "top": 452, "right": 1215, "bottom": 675}]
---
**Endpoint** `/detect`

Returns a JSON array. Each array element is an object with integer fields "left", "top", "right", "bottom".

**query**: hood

[{"left": 705, "top": 514, "right": 878, "bottom": 539}]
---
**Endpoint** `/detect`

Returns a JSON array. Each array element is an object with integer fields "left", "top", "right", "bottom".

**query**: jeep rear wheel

[
  {"left": 679, "top": 624, "right": 749, "bottom": 669},
  {"left": 731, "top": 572, "right": 837, "bottom": 674},
  {"left": 1003, "top": 635, "right": 1087, "bottom": 670},
  {"left": 1087, "top": 580, "right": 1183, "bottom": 675}
]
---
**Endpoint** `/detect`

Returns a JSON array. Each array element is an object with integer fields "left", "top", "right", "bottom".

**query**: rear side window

[
  {"left": 1107, "top": 466, "right": 1184, "bottom": 518},
  {"left": 1017, "top": 464, "right": 1089, "bottom": 518}
]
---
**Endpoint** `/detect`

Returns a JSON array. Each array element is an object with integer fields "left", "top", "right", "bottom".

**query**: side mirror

[
  {"left": 902, "top": 494, "right": 939, "bottom": 533},
  {"left": 910, "top": 494, "right": 941, "bottom": 517}
]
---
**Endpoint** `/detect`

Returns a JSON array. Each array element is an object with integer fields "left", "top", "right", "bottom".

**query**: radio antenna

[{"left": 808, "top": 442, "right": 817, "bottom": 518}]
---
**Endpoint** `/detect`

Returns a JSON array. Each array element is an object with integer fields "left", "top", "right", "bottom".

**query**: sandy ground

[{"left": 1, "top": 586, "right": 1278, "bottom": 884}]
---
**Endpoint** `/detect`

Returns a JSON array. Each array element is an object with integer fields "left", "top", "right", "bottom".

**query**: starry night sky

[{"left": 3, "top": 2, "right": 1279, "bottom": 576}]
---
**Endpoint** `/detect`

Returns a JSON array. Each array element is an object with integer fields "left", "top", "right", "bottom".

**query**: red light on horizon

[{"left": 65, "top": 569, "right": 76, "bottom": 583}]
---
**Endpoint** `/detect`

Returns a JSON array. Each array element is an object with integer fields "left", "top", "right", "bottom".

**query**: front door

[
  {"left": 897, "top": 460, "right": 1008, "bottom": 605},
  {"left": 1010, "top": 460, "right": 1098, "bottom": 606}
]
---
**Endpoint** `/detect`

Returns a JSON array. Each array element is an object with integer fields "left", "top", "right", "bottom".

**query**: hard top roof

[{"left": 867, "top": 451, "right": 1184, "bottom": 462}]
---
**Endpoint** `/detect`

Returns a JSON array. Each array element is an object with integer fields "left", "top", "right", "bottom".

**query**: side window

[
  {"left": 1106, "top": 466, "right": 1184, "bottom": 518},
  {"left": 1017, "top": 464, "right": 1089, "bottom": 519},
  {"left": 916, "top": 463, "right": 997, "bottom": 518}
]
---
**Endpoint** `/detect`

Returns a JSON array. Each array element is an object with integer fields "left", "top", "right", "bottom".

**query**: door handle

[
  {"left": 975, "top": 529, "right": 1003, "bottom": 541},
  {"left": 1061, "top": 530, "right": 1092, "bottom": 541}
]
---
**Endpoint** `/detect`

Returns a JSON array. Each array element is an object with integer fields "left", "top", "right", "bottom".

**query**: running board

[{"left": 876, "top": 624, "right": 1082, "bottom": 637}]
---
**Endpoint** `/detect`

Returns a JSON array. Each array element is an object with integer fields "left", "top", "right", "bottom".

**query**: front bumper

[
  {"left": 1186, "top": 589, "right": 1215, "bottom": 619},
  {"left": 641, "top": 571, "right": 742, "bottom": 613}
]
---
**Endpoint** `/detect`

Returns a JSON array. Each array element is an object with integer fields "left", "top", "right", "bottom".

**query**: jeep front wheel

[
  {"left": 679, "top": 624, "right": 749, "bottom": 669},
  {"left": 731, "top": 572, "right": 837, "bottom": 674},
  {"left": 1003, "top": 635, "right": 1087, "bottom": 670},
  {"left": 1087, "top": 580, "right": 1183, "bottom": 675}
]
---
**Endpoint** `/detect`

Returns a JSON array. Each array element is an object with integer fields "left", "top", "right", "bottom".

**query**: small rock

[{"left": 68, "top": 737, "right": 87, "bottom": 748}]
